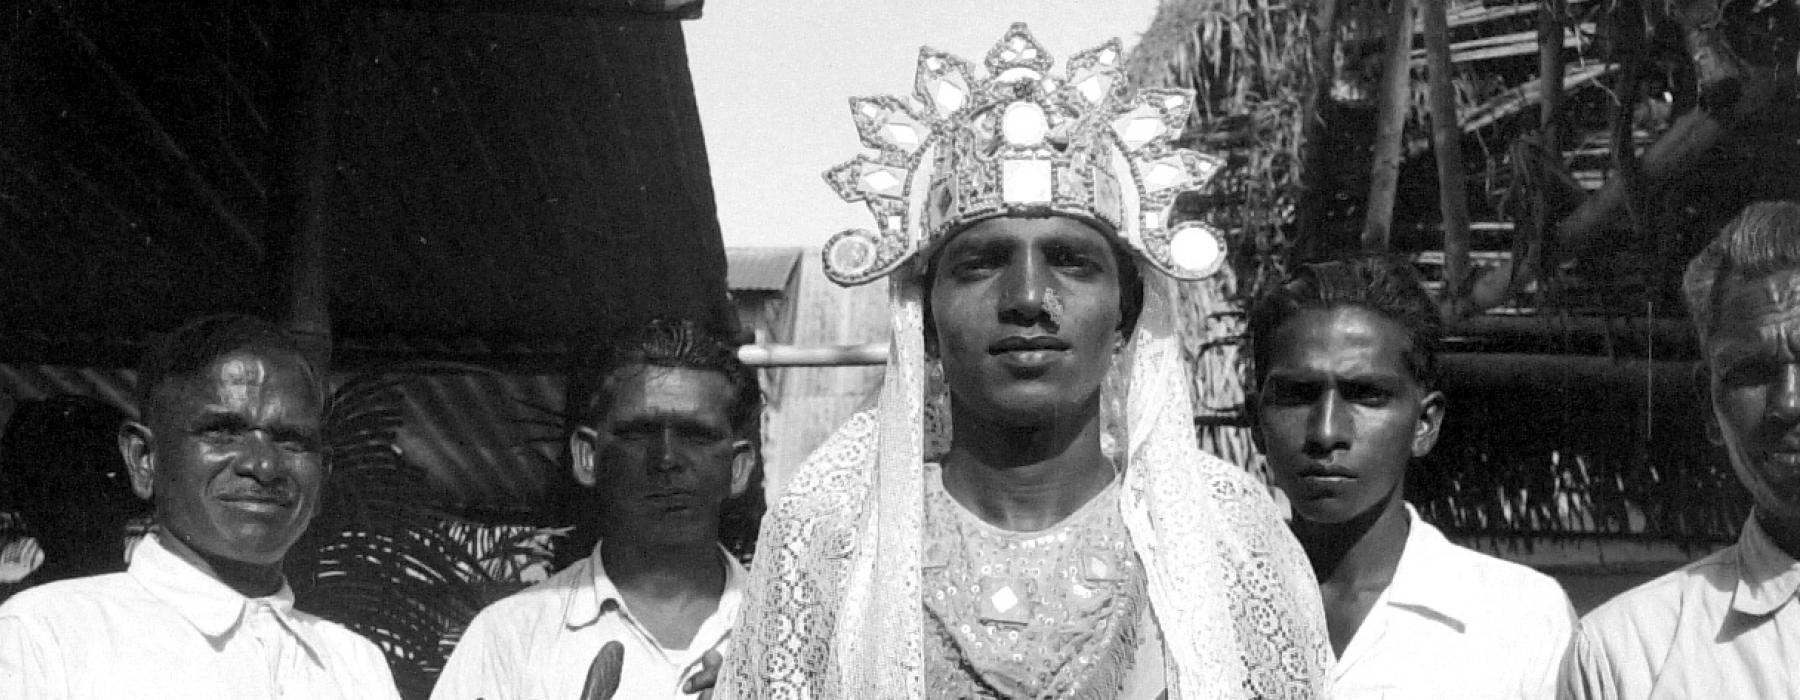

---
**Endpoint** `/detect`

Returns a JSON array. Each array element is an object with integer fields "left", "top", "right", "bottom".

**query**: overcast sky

[{"left": 685, "top": 0, "right": 1161, "bottom": 249}]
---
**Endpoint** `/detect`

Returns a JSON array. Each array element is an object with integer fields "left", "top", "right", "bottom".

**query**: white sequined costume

[{"left": 716, "top": 24, "right": 1332, "bottom": 700}]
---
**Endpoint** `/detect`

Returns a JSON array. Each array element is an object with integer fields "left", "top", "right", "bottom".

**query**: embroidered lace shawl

[{"left": 716, "top": 275, "right": 1332, "bottom": 700}]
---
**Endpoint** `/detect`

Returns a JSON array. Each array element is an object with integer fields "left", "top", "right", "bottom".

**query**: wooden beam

[
  {"left": 1296, "top": 0, "right": 1345, "bottom": 252},
  {"left": 279, "top": 2, "right": 335, "bottom": 374},
  {"left": 1423, "top": 0, "right": 1472, "bottom": 310},
  {"left": 1362, "top": 0, "right": 1415, "bottom": 252}
]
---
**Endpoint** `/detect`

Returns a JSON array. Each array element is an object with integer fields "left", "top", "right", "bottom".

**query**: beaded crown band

[{"left": 820, "top": 23, "right": 1229, "bottom": 286}]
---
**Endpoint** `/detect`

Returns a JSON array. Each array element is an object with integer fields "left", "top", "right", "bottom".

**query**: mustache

[{"left": 215, "top": 488, "right": 295, "bottom": 505}]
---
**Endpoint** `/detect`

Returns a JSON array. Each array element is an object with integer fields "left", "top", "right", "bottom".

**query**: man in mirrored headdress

[{"left": 717, "top": 24, "right": 1331, "bottom": 700}]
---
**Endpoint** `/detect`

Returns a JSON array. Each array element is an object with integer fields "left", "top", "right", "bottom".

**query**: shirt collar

[
  {"left": 563, "top": 539, "right": 747, "bottom": 629},
  {"left": 1379, "top": 503, "right": 1474, "bottom": 629},
  {"left": 130, "top": 531, "right": 324, "bottom": 658},
  {"left": 1731, "top": 513, "right": 1800, "bottom": 617}
]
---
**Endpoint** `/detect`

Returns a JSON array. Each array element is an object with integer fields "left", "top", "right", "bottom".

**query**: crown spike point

[
  {"left": 824, "top": 155, "right": 912, "bottom": 203},
  {"left": 985, "top": 23, "right": 1054, "bottom": 77},
  {"left": 850, "top": 96, "right": 931, "bottom": 157},
  {"left": 1063, "top": 39, "right": 1127, "bottom": 107},
  {"left": 914, "top": 49, "right": 977, "bottom": 120}
]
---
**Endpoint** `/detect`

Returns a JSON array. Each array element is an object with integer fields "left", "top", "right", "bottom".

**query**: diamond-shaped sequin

[
  {"left": 975, "top": 575, "right": 1033, "bottom": 625},
  {"left": 1111, "top": 104, "right": 1167, "bottom": 151},
  {"left": 916, "top": 52, "right": 974, "bottom": 118},
  {"left": 1143, "top": 161, "right": 1188, "bottom": 192},
  {"left": 851, "top": 97, "right": 930, "bottom": 155},
  {"left": 1064, "top": 39, "right": 1124, "bottom": 106},
  {"left": 991, "top": 586, "right": 1019, "bottom": 613}
]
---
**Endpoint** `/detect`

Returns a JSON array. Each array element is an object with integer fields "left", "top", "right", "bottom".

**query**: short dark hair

[
  {"left": 1683, "top": 200, "right": 1800, "bottom": 343},
  {"left": 1248, "top": 255, "right": 1441, "bottom": 389},
  {"left": 135, "top": 314, "right": 323, "bottom": 421},
  {"left": 564, "top": 318, "right": 761, "bottom": 434}
]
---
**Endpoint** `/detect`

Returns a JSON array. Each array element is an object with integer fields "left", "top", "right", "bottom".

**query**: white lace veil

[{"left": 717, "top": 255, "right": 1332, "bottom": 699}]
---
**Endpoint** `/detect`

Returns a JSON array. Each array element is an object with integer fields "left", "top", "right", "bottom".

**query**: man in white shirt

[
  {"left": 0, "top": 313, "right": 400, "bottom": 699},
  {"left": 1250, "top": 256, "right": 1576, "bottom": 699},
  {"left": 1563, "top": 200, "right": 1800, "bottom": 700},
  {"left": 433, "top": 318, "right": 758, "bottom": 700}
]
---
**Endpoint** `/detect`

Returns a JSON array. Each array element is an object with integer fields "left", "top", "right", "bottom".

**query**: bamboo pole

[
  {"left": 1537, "top": 0, "right": 1566, "bottom": 151},
  {"left": 1296, "top": 0, "right": 1344, "bottom": 252},
  {"left": 281, "top": 2, "right": 335, "bottom": 374},
  {"left": 1422, "top": 0, "right": 1472, "bottom": 311},
  {"left": 1361, "top": 0, "right": 1415, "bottom": 252},
  {"left": 1609, "top": 2, "right": 1649, "bottom": 263},
  {"left": 737, "top": 343, "right": 888, "bottom": 367}
]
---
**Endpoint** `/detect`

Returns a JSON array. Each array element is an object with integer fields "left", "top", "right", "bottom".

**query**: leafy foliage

[{"left": 287, "top": 366, "right": 536, "bottom": 700}]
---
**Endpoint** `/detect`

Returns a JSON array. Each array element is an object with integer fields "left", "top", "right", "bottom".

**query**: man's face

[
  {"left": 1706, "top": 268, "right": 1800, "bottom": 520},
  {"left": 929, "top": 216, "right": 1123, "bottom": 427},
  {"left": 126, "top": 348, "right": 326, "bottom": 567},
  {"left": 571, "top": 365, "right": 750, "bottom": 548},
  {"left": 1256, "top": 306, "right": 1444, "bottom": 525}
]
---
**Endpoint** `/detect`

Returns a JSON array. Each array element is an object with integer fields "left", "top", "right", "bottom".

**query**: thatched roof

[{"left": 1122, "top": 0, "right": 1794, "bottom": 543}]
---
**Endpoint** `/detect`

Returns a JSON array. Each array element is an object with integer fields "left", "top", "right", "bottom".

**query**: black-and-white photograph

[{"left": 1, "top": 0, "right": 1797, "bottom": 698}]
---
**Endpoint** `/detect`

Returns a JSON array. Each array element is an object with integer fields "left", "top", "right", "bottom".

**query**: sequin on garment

[{"left": 922, "top": 463, "right": 1146, "bottom": 699}]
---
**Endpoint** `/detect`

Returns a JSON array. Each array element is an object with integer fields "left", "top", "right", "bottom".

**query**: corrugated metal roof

[{"left": 726, "top": 247, "right": 803, "bottom": 293}]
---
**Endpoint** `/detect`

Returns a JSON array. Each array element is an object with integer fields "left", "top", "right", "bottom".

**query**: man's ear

[
  {"left": 570, "top": 427, "right": 600, "bottom": 488},
  {"left": 119, "top": 421, "right": 157, "bottom": 500},
  {"left": 729, "top": 439, "right": 755, "bottom": 499},
  {"left": 1412, "top": 390, "right": 1447, "bottom": 458}
]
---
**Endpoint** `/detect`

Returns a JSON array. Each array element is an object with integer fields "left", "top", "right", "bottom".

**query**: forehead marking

[
  {"left": 213, "top": 356, "right": 270, "bottom": 407},
  {"left": 1720, "top": 272, "right": 1800, "bottom": 330}
]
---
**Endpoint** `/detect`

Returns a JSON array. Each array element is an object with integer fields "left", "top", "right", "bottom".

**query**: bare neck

[
  {"left": 1757, "top": 510, "right": 1800, "bottom": 562},
  {"left": 600, "top": 538, "right": 724, "bottom": 603},
  {"left": 1292, "top": 494, "right": 1411, "bottom": 589},
  {"left": 940, "top": 399, "right": 1116, "bottom": 532},
  {"left": 156, "top": 529, "right": 285, "bottom": 599}
]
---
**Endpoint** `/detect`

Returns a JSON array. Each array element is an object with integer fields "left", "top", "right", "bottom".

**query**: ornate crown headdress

[{"left": 820, "top": 23, "right": 1229, "bottom": 286}]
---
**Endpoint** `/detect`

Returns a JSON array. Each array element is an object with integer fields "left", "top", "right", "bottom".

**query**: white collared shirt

[
  {"left": 431, "top": 540, "right": 745, "bottom": 700},
  {"left": 1331, "top": 504, "right": 1577, "bottom": 700},
  {"left": 0, "top": 531, "right": 400, "bottom": 700},
  {"left": 1563, "top": 514, "right": 1800, "bottom": 700}
]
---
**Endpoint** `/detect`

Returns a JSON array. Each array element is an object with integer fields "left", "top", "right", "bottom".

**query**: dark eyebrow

[
  {"left": 1262, "top": 369, "right": 1408, "bottom": 390},
  {"left": 192, "top": 412, "right": 251, "bottom": 432}
]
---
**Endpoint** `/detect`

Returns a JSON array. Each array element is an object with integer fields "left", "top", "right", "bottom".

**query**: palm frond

[{"left": 288, "top": 363, "right": 559, "bottom": 699}]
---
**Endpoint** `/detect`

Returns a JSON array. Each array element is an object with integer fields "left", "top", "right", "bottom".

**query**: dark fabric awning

[{"left": 1, "top": 1, "right": 732, "bottom": 368}]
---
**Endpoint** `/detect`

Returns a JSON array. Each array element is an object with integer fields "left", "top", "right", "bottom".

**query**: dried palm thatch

[
  {"left": 1128, "top": 0, "right": 1322, "bottom": 477},
  {"left": 288, "top": 366, "right": 557, "bottom": 700}
]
